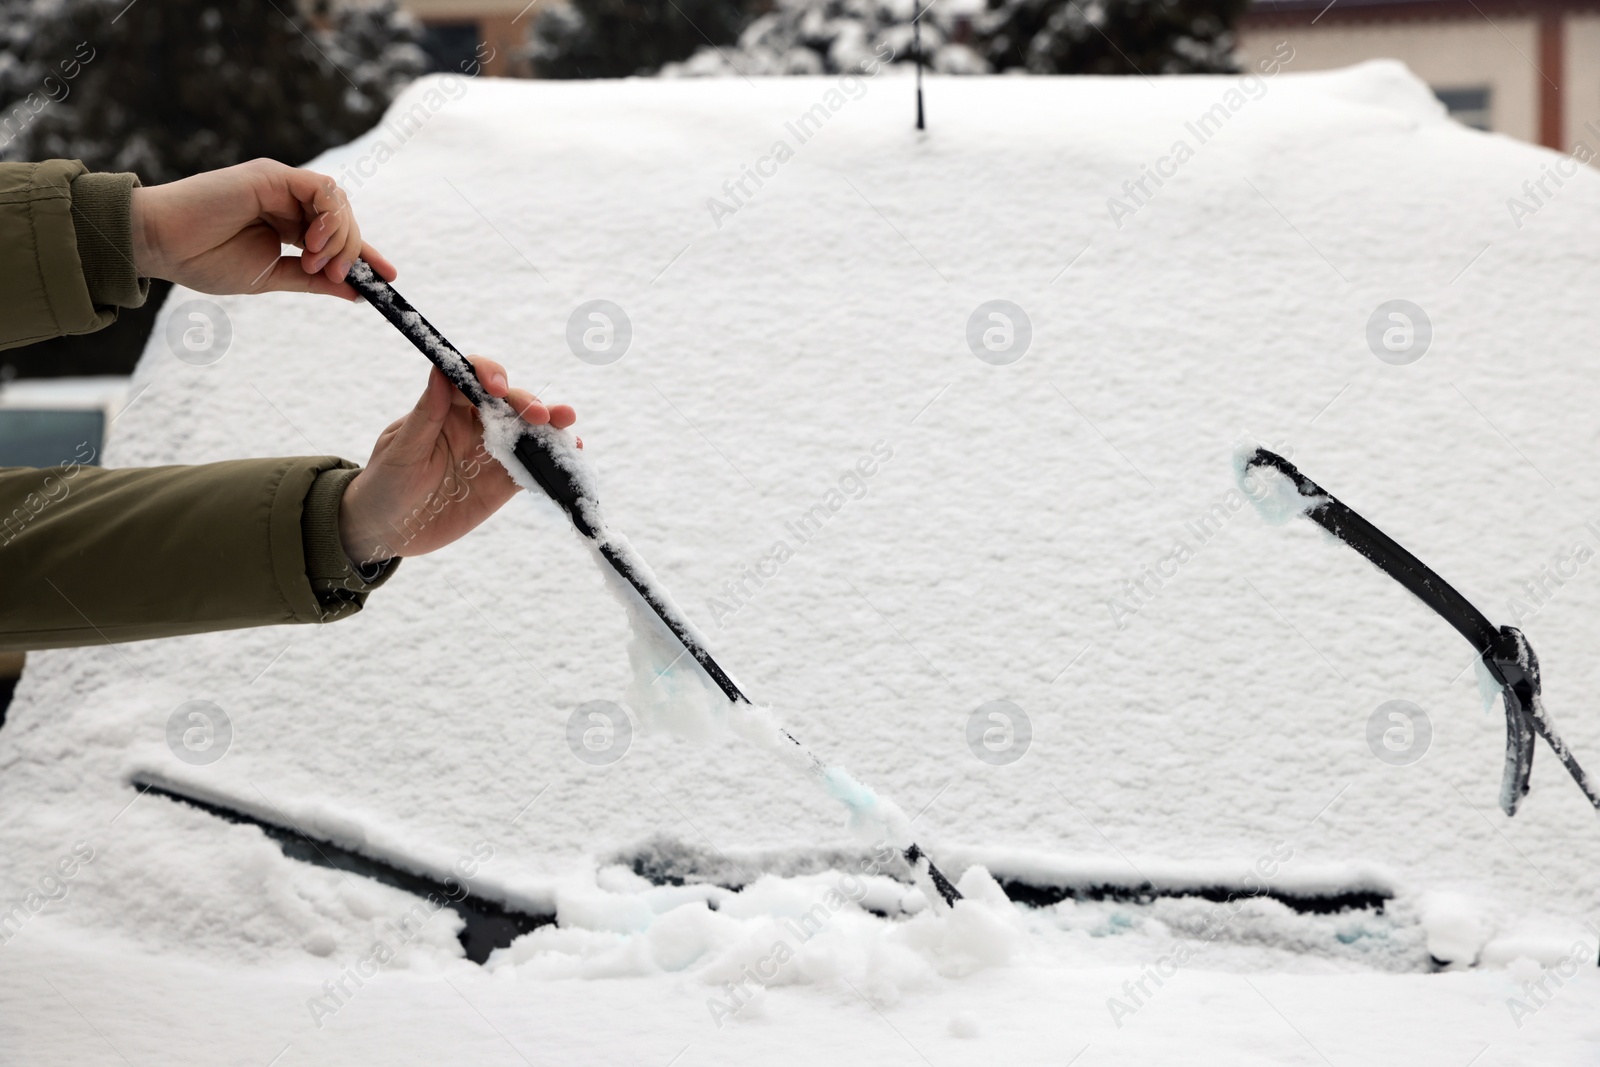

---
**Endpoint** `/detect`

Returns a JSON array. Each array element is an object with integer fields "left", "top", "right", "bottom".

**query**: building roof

[{"left": 1244, "top": 0, "right": 1600, "bottom": 23}]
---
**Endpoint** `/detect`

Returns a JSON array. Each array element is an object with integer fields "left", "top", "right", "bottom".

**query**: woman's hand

[
  {"left": 129, "top": 158, "right": 397, "bottom": 299},
  {"left": 338, "top": 357, "right": 578, "bottom": 566}
]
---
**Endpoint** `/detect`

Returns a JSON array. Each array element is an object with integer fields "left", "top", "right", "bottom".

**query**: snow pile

[
  {"left": 1418, "top": 890, "right": 1495, "bottom": 969},
  {"left": 497, "top": 861, "right": 1026, "bottom": 1010}
]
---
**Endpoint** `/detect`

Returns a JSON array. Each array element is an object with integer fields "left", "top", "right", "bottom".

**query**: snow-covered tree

[
  {"left": 528, "top": 0, "right": 750, "bottom": 79},
  {"left": 0, "top": 0, "right": 427, "bottom": 181},
  {"left": 537, "top": 0, "right": 1243, "bottom": 79},
  {"left": 661, "top": 0, "right": 987, "bottom": 77},
  {"left": 0, "top": 0, "right": 47, "bottom": 153},
  {"left": 974, "top": 0, "right": 1246, "bottom": 75}
]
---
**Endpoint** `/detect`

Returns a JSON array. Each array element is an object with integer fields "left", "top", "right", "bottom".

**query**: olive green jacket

[{"left": 0, "top": 160, "right": 394, "bottom": 652}]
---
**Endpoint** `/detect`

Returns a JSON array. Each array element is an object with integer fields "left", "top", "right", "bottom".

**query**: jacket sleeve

[
  {"left": 0, "top": 457, "right": 398, "bottom": 652},
  {"left": 0, "top": 159, "right": 148, "bottom": 351}
]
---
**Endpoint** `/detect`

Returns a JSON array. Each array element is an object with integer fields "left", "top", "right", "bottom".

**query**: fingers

[
  {"left": 461, "top": 355, "right": 577, "bottom": 429},
  {"left": 469, "top": 356, "right": 509, "bottom": 399},
  {"left": 246, "top": 161, "right": 399, "bottom": 298},
  {"left": 360, "top": 242, "right": 398, "bottom": 281},
  {"left": 506, "top": 392, "right": 578, "bottom": 430},
  {"left": 274, "top": 163, "right": 344, "bottom": 224},
  {"left": 268, "top": 164, "right": 374, "bottom": 289},
  {"left": 303, "top": 207, "right": 340, "bottom": 258},
  {"left": 506, "top": 388, "right": 550, "bottom": 426},
  {"left": 326, "top": 208, "right": 365, "bottom": 285},
  {"left": 316, "top": 240, "right": 398, "bottom": 301},
  {"left": 268, "top": 165, "right": 345, "bottom": 273},
  {"left": 300, "top": 185, "right": 353, "bottom": 278},
  {"left": 381, "top": 368, "right": 456, "bottom": 466},
  {"left": 464, "top": 355, "right": 545, "bottom": 423},
  {"left": 250, "top": 255, "right": 361, "bottom": 300}
]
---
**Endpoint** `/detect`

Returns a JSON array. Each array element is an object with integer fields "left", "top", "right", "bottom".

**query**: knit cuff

[
  {"left": 69, "top": 171, "right": 148, "bottom": 310},
  {"left": 300, "top": 467, "right": 399, "bottom": 601}
]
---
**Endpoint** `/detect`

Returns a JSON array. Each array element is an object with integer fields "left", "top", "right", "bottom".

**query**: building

[
  {"left": 1237, "top": 0, "right": 1600, "bottom": 151},
  {"left": 401, "top": 0, "right": 541, "bottom": 77}
]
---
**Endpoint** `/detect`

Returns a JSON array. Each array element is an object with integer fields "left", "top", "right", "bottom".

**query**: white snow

[
  {"left": 5, "top": 63, "right": 1600, "bottom": 1062},
  {"left": 1418, "top": 890, "right": 1495, "bottom": 969},
  {"left": 0, "top": 374, "right": 130, "bottom": 415}
]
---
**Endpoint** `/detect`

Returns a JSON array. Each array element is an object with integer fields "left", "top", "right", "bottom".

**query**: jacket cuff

[
  {"left": 70, "top": 171, "right": 147, "bottom": 310},
  {"left": 300, "top": 466, "right": 399, "bottom": 619},
  {"left": 0, "top": 159, "right": 107, "bottom": 347}
]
